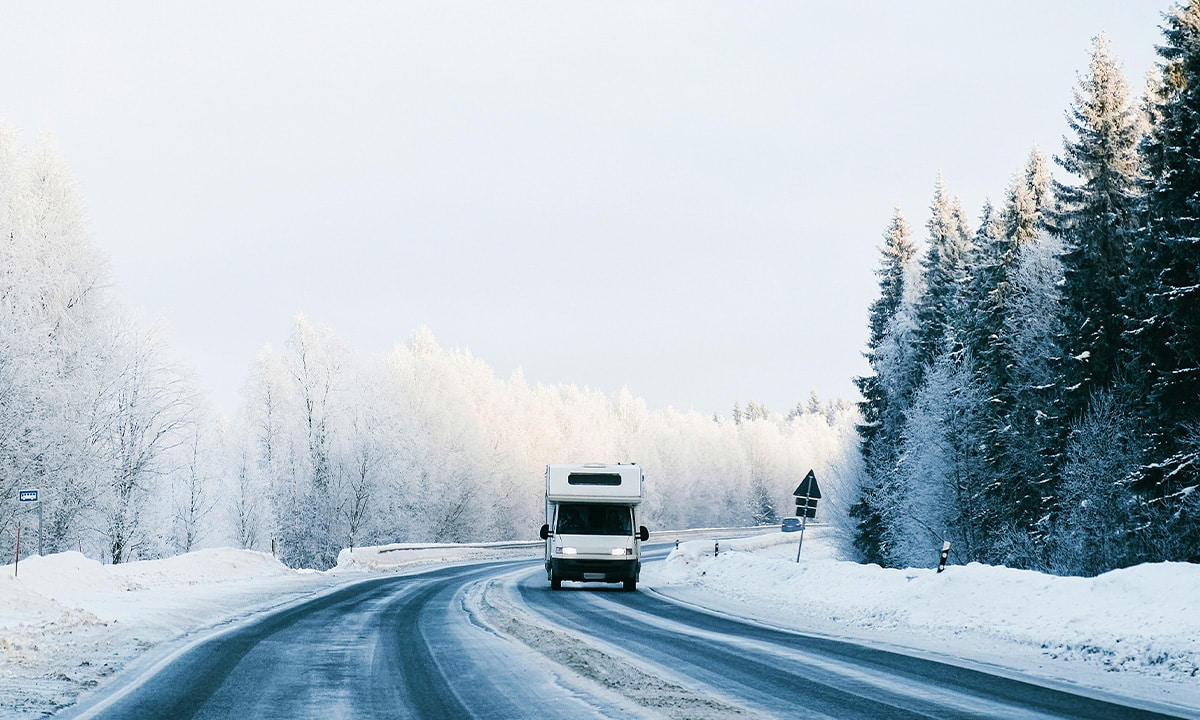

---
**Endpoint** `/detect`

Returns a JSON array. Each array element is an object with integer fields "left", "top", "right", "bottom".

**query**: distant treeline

[{"left": 0, "top": 123, "right": 860, "bottom": 569}]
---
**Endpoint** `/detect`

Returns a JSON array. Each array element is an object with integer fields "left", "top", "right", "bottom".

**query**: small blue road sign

[{"left": 19, "top": 489, "right": 38, "bottom": 502}]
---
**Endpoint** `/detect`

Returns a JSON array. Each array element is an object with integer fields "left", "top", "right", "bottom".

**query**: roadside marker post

[
  {"left": 793, "top": 470, "right": 822, "bottom": 562},
  {"left": 937, "top": 541, "right": 951, "bottom": 573}
]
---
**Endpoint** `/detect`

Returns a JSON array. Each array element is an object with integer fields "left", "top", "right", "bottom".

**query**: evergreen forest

[{"left": 853, "top": 7, "right": 1200, "bottom": 575}]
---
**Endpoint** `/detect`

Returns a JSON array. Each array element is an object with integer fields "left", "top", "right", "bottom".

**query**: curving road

[
  {"left": 62, "top": 548, "right": 1193, "bottom": 720},
  {"left": 62, "top": 561, "right": 617, "bottom": 720}
]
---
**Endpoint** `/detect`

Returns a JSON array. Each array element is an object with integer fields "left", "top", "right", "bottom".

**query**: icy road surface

[
  {"left": 60, "top": 561, "right": 624, "bottom": 720},
  {"left": 57, "top": 546, "right": 1193, "bottom": 720}
]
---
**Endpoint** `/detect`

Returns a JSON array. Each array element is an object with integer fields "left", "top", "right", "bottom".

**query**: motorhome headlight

[
  {"left": 611, "top": 548, "right": 632, "bottom": 556},
  {"left": 560, "top": 547, "right": 577, "bottom": 555}
]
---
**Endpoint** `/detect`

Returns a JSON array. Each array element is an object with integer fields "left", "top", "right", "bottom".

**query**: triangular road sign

[{"left": 793, "top": 469, "right": 821, "bottom": 499}]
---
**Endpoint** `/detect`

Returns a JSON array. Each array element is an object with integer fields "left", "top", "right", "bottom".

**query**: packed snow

[{"left": 2, "top": 529, "right": 1198, "bottom": 718}]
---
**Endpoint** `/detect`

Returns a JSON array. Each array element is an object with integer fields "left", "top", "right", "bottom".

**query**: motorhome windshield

[{"left": 555, "top": 503, "right": 633, "bottom": 535}]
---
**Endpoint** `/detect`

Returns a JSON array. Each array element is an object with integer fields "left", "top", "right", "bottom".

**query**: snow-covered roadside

[
  {"left": 643, "top": 526, "right": 1200, "bottom": 717},
  {"left": 0, "top": 544, "right": 539, "bottom": 718},
  {"left": 6, "top": 529, "right": 1199, "bottom": 718}
]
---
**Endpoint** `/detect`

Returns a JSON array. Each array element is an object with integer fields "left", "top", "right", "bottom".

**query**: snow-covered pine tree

[
  {"left": 1047, "top": 386, "right": 1144, "bottom": 575},
  {"left": 943, "top": 201, "right": 1009, "bottom": 559},
  {"left": 852, "top": 207, "right": 920, "bottom": 563},
  {"left": 958, "top": 201, "right": 1008, "bottom": 392},
  {"left": 1124, "top": 1, "right": 1200, "bottom": 560},
  {"left": 1004, "top": 150, "right": 1052, "bottom": 247},
  {"left": 860, "top": 181, "right": 977, "bottom": 567},
  {"left": 744, "top": 401, "right": 770, "bottom": 422},
  {"left": 914, "top": 177, "right": 973, "bottom": 378},
  {"left": 999, "top": 229, "right": 1066, "bottom": 567},
  {"left": 889, "top": 348, "right": 990, "bottom": 567},
  {"left": 978, "top": 150, "right": 1059, "bottom": 567},
  {"left": 748, "top": 477, "right": 778, "bottom": 526},
  {"left": 856, "top": 207, "right": 920, "bottom": 446},
  {"left": 1051, "top": 34, "right": 1143, "bottom": 436}
]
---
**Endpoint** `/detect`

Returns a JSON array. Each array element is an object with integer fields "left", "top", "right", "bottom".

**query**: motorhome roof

[{"left": 546, "top": 463, "right": 643, "bottom": 503}]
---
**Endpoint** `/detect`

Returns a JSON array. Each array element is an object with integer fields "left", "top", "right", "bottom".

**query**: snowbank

[{"left": 2, "top": 550, "right": 294, "bottom": 630}]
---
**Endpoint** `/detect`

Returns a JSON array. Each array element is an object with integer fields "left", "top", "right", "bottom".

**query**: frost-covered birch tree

[
  {"left": 172, "top": 415, "right": 223, "bottom": 554},
  {"left": 0, "top": 127, "right": 165, "bottom": 560},
  {"left": 92, "top": 322, "right": 195, "bottom": 563},
  {"left": 244, "top": 316, "right": 351, "bottom": 569}
]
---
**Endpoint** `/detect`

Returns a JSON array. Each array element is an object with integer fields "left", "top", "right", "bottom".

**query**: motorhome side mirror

[
  {"left": 539, "top": 524, "right": 550, "bottom": 540},
  {"left": 639, "top": 526, "right": 649, "bottom": 542}
]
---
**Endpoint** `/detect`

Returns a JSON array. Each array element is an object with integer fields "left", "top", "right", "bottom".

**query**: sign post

[
  {"left": 793, "top": 470, "right": 822, "bottom": 562},
  {"left": 19, "top": 489, "right": 41, "bottom": 557}
]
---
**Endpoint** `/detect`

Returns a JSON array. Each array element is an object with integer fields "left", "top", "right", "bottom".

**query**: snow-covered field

[{"left": 2, "top": 530, "right": 1198, "bottom": 718}]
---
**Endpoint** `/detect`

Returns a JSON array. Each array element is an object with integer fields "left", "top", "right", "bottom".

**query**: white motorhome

[{"left": 539, "top": 463, "right": 649, "bottom": 591}]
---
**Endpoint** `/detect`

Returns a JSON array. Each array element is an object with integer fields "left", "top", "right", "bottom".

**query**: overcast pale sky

[{"left": 1, "top": 2, "right": 1166, "bottom": 418}]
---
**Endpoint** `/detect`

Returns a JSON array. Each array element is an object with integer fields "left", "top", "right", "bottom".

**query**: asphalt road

[
  {"left": 62, "top": 550, "right": 1193, "bottom": 720},
  {"left": 62, "top": 561, "right": 609, "bottom": 720}
]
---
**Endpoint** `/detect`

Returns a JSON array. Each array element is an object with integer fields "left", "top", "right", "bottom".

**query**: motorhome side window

[
  {"left": 556, "top": 503, "right": 633, "bottom": 535},
  {"left": 567, "top": 473, "right": 622, "bottom": 486}
]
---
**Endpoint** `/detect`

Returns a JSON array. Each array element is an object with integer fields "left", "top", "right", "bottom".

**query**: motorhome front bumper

[{"left": 550, "top": 557, "right": 639, "bottom": 583}]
